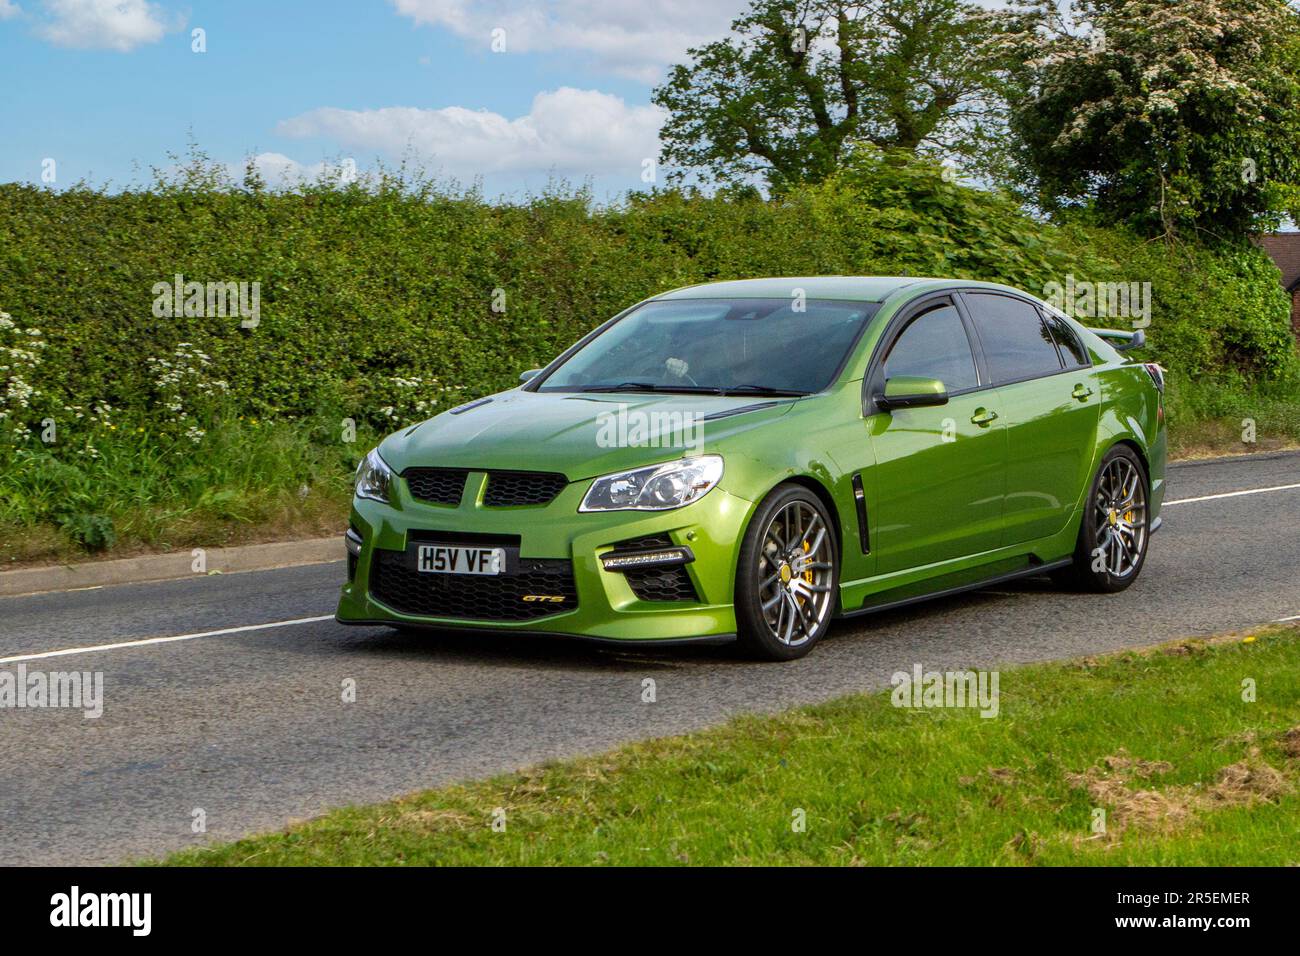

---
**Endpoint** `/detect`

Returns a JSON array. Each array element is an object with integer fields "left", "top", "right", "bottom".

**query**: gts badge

[{"left": 521, "top": 594, "right": 566, "bottom": 603}]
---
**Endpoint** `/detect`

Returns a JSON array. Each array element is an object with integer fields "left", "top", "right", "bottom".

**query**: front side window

[
  {"left": 535, "top": 297, "right": 878, "bottom": 395},
  {"left": 965, "top": 292, "right": 1064, "bottom": 384},
  {"left": 883, "top": 303, "right": 979, "bottom": 391}
]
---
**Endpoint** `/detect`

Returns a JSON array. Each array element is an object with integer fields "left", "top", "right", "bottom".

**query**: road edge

[{"left": 0, "top": 536, "right": 343, "bottom": 598}]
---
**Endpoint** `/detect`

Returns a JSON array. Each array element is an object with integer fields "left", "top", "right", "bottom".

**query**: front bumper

[{"left": 335, "top": 471, "right": 754, "bottom": 642}]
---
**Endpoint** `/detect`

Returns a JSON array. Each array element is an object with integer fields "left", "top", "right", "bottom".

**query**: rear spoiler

[{"left": 1088, "top": 327, "right": 1146, "bottom": 352}]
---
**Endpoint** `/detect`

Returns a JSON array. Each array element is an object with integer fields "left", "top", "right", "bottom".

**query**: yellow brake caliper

[{"left": 797, "top": 541, "right": 813, "bottom": 605}]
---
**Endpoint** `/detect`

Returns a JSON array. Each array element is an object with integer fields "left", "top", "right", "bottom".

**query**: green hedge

[{"left": 2, "top": 152, "right": 1296, "bottom": 449}]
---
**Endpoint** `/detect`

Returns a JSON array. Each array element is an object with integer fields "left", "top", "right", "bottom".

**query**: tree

[
  {"left": 651, "top": 0, "right": 1015, "bottom": 192},
  {"left": 999, "top": 0, "right": 1300, "bottom": 240}
]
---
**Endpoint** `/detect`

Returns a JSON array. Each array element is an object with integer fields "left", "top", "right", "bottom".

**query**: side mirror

[
  {"left": 876, "top": 376, "right": 948, "bottom": 411},
  {"left": 519, "top": 368, "right": 542, "bottom": 384}
]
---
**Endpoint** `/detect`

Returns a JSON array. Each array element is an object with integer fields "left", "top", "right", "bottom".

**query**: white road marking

[
  {"left": 1275, "top": 614, "right": 1300, "bottom": 623},
  {"left": 0, "top": 614, "right": 335, "bottom": 665},
  {"left": 1164, "top": 482, "right": 1300, "bottom": 506}
]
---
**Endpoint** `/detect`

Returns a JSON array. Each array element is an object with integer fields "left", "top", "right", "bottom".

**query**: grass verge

[
  {"left": 1165, "top": 371, "right": 1300, "bottom": 458},
  {"left": 162, "top": 625, "right": 1300, "bottom": 866},
  {"left": 0, "top": 417, "right": 367, "bottom": 567}
]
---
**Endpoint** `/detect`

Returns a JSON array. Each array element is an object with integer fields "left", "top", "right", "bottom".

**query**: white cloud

[
  {"left": 389, "top": 0, "right": 742, "bottom": 81},
  {"left": 36, "top": 0, "right": 178, "bottom": 51},
  {"left": 242, "top": 153, "right": 329, "bottom": 188},
  {"left": 0, "top": 1, "right": 22, "bottom": 22},
  {"left": 277, "top": 87, "right": 666, "bottom": 180},
  {"left": 235, "top": 153, "right": 367, "bottom": 190}
]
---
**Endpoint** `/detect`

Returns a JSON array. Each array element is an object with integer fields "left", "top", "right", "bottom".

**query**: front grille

[
  {"left": 401, "top": 468, "right": 567, "bottom": 507},
  {"left": 369, "top": 549, "right": 577, "bottom": 621},
  {"left": 483, "top": 470, "right": 568, "bottom": 507},
  {"left": 608, "top": 534, "right": 700, "bottom": 603},
  {"left": 403, "top": 468, "right": 468, "bottom": 505},
  {"left": 405, "top": 468, "right": 473, "bottom": 504}
]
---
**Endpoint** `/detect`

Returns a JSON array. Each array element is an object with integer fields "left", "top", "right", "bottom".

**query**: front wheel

[
  {"left": 1052, "top": 445, "right": 1150, "bottom": 593},
  {"left": 735, "top": 485, "right": 840, "bottom": 660}
]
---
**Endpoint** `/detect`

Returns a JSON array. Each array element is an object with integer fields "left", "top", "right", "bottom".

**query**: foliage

[
  {"left": 0, "top": 416, "right": 363, "bottom": 562},
  {"left": 998, "top": 0, "right": 1300, "bottom": 240},
  {"left": 651, "top": 0, "right": 1015, "bottom": 191},
  {"left": 58, "top": 512, "right": 116, "bottom": 552}
]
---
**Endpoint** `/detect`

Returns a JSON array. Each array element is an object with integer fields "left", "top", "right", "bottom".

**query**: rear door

[
  {"left": 865, "top": 295, "right": 1007, "bottom": 574},
  {"left": 959, "top": 291, "right": 1100, "bottom": 546}
]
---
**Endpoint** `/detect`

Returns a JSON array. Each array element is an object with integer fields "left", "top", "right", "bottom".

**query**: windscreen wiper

[
  {"left": 718, "top": 385, "right": 811, "bottom": 397},
  {"left": 579, "top": 382, "right": 726, "bottom": 394},
  {"left": 579, "top": 383, "right": 808, "bottom": 396}
]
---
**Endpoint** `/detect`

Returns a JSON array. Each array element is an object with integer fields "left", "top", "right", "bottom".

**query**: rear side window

[
  {"left": 884, "top": 303, "right": 979, "bottom": 391},
  {"left": 1042, "top": 311, "right": 1091, "bottom": 368},
  {"left": 965, "top": 293, "right": 1064, "bottom": 383}
]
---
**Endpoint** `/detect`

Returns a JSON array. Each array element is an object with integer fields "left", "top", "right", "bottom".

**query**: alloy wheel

[
  {"left": 756, "top": 500, "right": 835, "bottom": 646},
  {"left": 1092, "top": 456, "right": 1148, "bottom": 579}
]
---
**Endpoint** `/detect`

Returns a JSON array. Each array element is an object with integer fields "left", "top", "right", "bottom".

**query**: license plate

[{"left": 416, "top": 545, "right": 505, "bottom": 575}]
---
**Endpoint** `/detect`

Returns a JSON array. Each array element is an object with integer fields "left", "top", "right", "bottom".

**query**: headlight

[
  {"left": 355, "top": 448, "right": 394, "bottom": 503},
  {"left": 579, "top": 455, "right": 724, "bottom": 512}
]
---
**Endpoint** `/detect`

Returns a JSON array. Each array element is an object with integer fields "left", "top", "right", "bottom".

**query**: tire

[
  {"left": 735, "top": 484, "right": 840, "bottom": 660},
  {"left": 1051, "top": 444, "right": 1151, "bottom": 593}
]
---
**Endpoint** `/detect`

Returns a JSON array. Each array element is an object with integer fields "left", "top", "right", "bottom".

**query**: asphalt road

[{"left": 2, "top": 451, "right": 1298, "bottom": 865}]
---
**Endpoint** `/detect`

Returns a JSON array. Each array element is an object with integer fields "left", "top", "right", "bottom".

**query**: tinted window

[
  {"left": 966, "top": 293, "right": 1063, "bottom": 383},
  {"left": 884, "top": 303, "right": 979, "bottom": 391},
  {"left": 1043, "top": 311, "right": 1091, "bottom": 368}
]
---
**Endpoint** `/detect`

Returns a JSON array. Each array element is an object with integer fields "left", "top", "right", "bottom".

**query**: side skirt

[{"left": 836, "top": 557, "right": 1074, "bottom": 621}]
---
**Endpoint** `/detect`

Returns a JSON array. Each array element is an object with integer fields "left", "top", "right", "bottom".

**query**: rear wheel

[
  {"left": 735, "top": 485, "right": 839, "bottom": 660},
  {"left": 1052, "top": 445, "right": 1150, "bottom": 593}
]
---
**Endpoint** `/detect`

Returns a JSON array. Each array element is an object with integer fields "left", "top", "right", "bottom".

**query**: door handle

[
  {"left": 1072, "top": 384, "right": 1094, "bottom": 401},
  {"left": 970, "top": 408, "right": 999, "bottom": 427}
]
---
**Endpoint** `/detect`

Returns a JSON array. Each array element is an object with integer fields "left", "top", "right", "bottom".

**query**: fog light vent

[{"left": 602, "top": 535, "right": 699, "bottom": 602}]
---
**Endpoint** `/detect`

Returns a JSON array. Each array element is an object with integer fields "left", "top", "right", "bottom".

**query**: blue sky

[{"left": 0, "top": 0, "right": 743, "bottom": 199}]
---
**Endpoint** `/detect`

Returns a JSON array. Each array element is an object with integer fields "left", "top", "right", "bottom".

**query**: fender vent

[{"left": 851, "top": 473, "right": 870, "bottom": 554}]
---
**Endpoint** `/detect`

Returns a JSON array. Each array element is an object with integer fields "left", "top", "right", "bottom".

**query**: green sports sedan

[{"left": 337, "top": 277, "right": 1166, "bottom": 660}]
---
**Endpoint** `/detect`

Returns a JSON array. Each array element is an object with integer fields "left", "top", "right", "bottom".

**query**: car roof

[{"left": 655, "top": 276, "right": 1034, "bottom": 304}]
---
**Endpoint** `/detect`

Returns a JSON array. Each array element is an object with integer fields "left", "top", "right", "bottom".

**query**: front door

[{"left": 866, "top": 298, "right": 1007, "bottom": 574}]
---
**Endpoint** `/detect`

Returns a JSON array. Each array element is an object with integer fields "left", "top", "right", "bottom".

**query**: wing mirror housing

[
  {"left": 519, "top": 368, "right": 542, "bottom": 384},
  {"left": 876, "top": 376, "right": 949, "bottom": 411}
]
